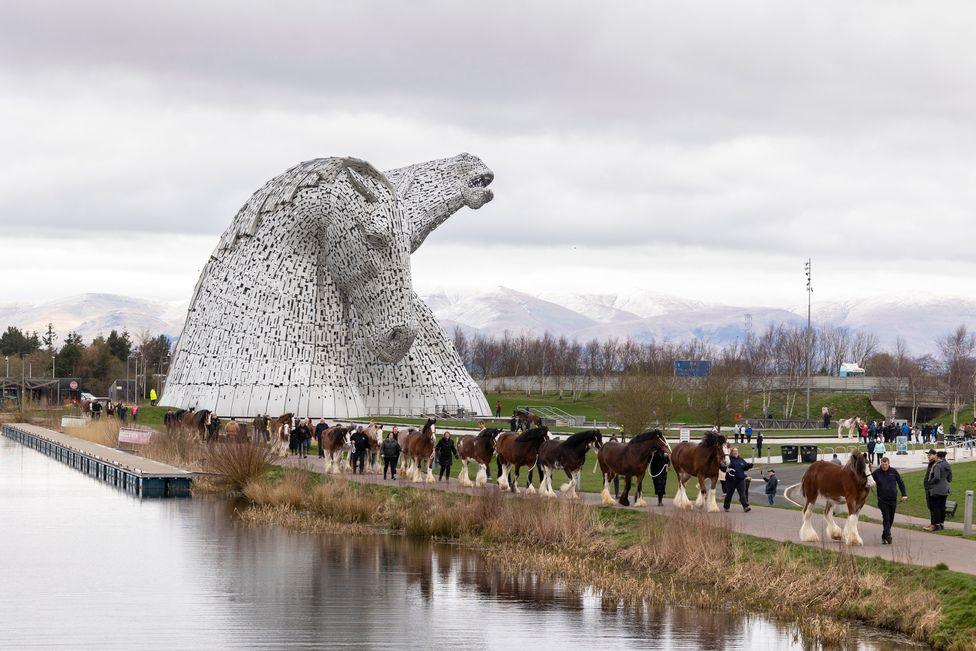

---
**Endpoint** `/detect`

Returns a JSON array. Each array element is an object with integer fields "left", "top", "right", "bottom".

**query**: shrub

[{"left": 203, "top": 440, "right": 275, "bottom": 491}]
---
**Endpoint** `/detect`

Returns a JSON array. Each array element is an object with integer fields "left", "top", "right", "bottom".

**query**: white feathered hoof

[
  {"left": 526, "top": 484, "right": 537, "bottom": 495},
  {"left": 706, "top": 490, "right": 720, "bottom": 513},
  {"left": 827, "top": 524, "right": 843, "bottom": 540},
  {"left": 694, "top": 491, "right": 705, "bottom": 509},
  {"left": 424, "top": 468, "right": 436, "bottom": 484},
  {"left": 601, "top": 487, "right": 614, "bottom": 506},
  {"left": 559, "top": 482, "right": 572, "bottom": 493},
  {"left": 635, "top": 497, "right": 648, "bottom": 507},
  {"left": 475, "top": 466, "right": 487, "bottom": 487}
]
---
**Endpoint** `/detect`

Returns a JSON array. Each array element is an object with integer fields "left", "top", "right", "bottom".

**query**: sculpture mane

[{"left": 162, "top": 153, "right": 493, "bottom": 419}]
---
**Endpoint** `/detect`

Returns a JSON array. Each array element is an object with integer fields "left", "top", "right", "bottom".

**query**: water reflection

[{"left": 0, "top": 438, "right": 917, "bottom": 649}]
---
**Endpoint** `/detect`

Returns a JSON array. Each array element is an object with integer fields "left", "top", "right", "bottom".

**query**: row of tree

[
  {"left": 1, "top": 325, "right": 171, "bottom": 396},
  {"left": 454, "top": 323, "right": 976, "bottom": 425}
]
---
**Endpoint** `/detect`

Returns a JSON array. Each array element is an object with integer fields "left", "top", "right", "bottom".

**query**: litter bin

[
  {"left": 781, "top": 445, "right": 799, "bottom": 463},
  {"left": 800, "top": 445, "right": 818, "bottom": 463}
]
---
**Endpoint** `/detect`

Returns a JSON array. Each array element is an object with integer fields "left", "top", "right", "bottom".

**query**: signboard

[
  {"left": 896, "top": 435, "right": 908, "bottom": 455},
  {"left": 61, "top": 417, "right": 87, "bottom": 429},
  {"left": 69, "top": 380, "right": 79, "bottom": 390},
  {"left": 119, "top": 427, "right": 154, "bottom": 445},
  {"left": 674, "top": 360, "right": 712, "bottom": 378},
  {"left": 679, "top": 428, "right": 691, "bottom": 442}
]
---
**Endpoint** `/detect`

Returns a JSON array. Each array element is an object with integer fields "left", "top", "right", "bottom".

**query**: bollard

[{"left": 966, "top": 491, "right": 974, "bottom": 536}]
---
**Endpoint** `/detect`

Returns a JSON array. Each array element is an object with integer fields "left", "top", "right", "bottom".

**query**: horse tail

[{"left": 783, "top": 482, "right": 804, "bottom": 508}]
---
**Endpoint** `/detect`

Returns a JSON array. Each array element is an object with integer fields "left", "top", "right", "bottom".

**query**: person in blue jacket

[{"left": 723, "top": 447, "right": 753, "bottom": 512}]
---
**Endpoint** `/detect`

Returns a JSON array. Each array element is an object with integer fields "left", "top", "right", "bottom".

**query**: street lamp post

[{"left": 805, "top": 259, "right": 813, "bottom": 420}]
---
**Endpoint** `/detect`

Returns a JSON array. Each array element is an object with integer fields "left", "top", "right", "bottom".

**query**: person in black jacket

[
  {"left": 380, "top": 431, "right": 401, "bottom": 480},
  {"left": 314, "top": 419, "right": 329, "bottom": 458},
  {"left": 723, "top": 448, "right": 753, "bottom": 512},
  {"left": 649, "top": 452, "right": 669, "bottom": 506},
  {"left": 434, "top": 432, "right": 459, "bottom": 482},
  {"left": 871, "top": 456, "right": 907, "bottom": 544},
  {"left": 350, "top": 428, "right": 370, "bottom": 474}
]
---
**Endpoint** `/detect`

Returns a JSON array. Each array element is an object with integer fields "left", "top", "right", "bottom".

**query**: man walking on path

[
  {"left": 762, "top": 469, "right": 778, "bottom": 505},
  {"left": 434, "top": 431, "right": 459, "bottom": 482},
  {"left": 755, "top": 430, "right": 763, "bottom": 458},
  {"left": 723, "top": 448, "right": 753, "bottom": 512},
  {"left": 871, "top": 456, "right": 908, "bottom": 544},
  {"left": 924, "top": 450, "right": 952, "bottom": 531},
  {"left": 350, "top": 427, "right": 370, "bottom": 474},
  {"left": 381, "top": 431, "right": 401, "bottom": 480}
]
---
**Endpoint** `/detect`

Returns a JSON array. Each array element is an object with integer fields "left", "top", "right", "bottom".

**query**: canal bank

[{"left": 0, "top": 435, "right": 918, "bottom": 650}]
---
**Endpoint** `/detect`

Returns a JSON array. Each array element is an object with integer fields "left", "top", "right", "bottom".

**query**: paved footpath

[{"left": 279, "top": 455, "right": 976, "bottom": 576}]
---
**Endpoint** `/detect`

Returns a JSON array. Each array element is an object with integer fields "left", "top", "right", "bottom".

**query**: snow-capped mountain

[
  {"left": 0, "top": 294, "right": 187, "bottom": 343},
  {"left": 2, "top": 289, "right": 974, "bottom": 354}
]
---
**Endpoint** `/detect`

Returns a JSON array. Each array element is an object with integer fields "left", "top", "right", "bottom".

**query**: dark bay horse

[
  {"left": 537, "top": 430, "right": 602, "bottom": 499},
  {"left": 402, "top": 418, "right": 437, "bottom": 483},
  {"left": 670, "top": 431, "right": 727, "bottom": 512},
  {"left": 597, "top": 429, "right": 671, "bottom": 506},
  {"left": 182, "top": 409, "right": 213, "bottom": 441},
  {"left": 322, "top": 426, "right": 350, "bottom": 474},
  {"left": 164, "top": 408, "right": 188, "bottom": 435},
  {"left": 494, "top": 426, "right": 549, "bottom": 494},
  {"left": 457, "top": 428, "right": 501, "bottom": 487},
  {"left": 785, "top": 451, "right": 874, "bottom": 545}
]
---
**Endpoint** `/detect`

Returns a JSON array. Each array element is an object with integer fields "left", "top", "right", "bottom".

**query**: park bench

[{"left": 946, "top": 501, "right": 958, "bottom": 518}]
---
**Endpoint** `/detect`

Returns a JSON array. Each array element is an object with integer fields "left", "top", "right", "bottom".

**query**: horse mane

[
  {"left": 627, "top": 429, "right": 663, "bottom": 445},
  {"left": 844, "top": 451, "right": 868, "bottom": 475},
  {"left": 515, "top": 425, "right": 549, "bottom": 443},
  {"left": 478, "top": 427, "right": 501, "bottom": 438},
  {"left": 698, "top": 432, "right": 726, "bottom": 448},
  {"left": 562, "top": 429, "right": 600, "bottom": 448},
  {"left": 422, "top": 418, "right": 436, "bottom": 435}
]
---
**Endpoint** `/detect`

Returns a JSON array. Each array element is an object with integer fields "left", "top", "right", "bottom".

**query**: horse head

[
  {"left": 846, "top": 450, "right": 872, "bottom": 484},
  {"left": 385, "top": 153, "right": 494, "bottom": 252},
  {"left": 320, "top": 159, "right": 419, "bottom": 364}
]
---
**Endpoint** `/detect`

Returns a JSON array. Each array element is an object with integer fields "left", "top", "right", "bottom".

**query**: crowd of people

[{"left": 86, "top": 399, "right": 138, "bottom": 423}]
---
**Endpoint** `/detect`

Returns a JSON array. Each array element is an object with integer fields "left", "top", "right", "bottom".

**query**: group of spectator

[
  {"left": 731, "top": 422, "right": 766, "bottom": 457},
  {"left": 86, "top": 400, "right": 137, "bottom": 423}
]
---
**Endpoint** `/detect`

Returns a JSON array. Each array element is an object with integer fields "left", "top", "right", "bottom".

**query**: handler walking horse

[
  {"left": 457, "top": 428, "right": 501, "bottom": 487},
  {"left": 402, "top": 418, "right": 437, "bottom": 483},
  {"left": 494, "top": 426, "right": 549, "bottom": 494},
  {"left": 270, "top": 413, "right": 294, "bottom": 455},
  {"left": 670, "top": 431, "right": 727, "bottom": 512},
  {"left": 514, "top": 409, "right": 542, "bottom": 429},
  {"left": 597, "top": 429, "right": 670, "bottom": 506},
  {"left": 183, "top": 409, "right": 213, "bottom": 441},
  {"left": 784, "top": 450, "right": 874, "bottom": 545},
  {"left": 537, "top": 430, "right": 603, "bottom": 499}
]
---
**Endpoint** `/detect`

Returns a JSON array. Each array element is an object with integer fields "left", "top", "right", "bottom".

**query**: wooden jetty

[{"left": 2, "top": 423, "right": 192, "bottom": 498}]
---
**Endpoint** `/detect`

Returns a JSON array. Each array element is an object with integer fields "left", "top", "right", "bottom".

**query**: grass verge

[{"left": 237, "top": 470, "right": 975, "bottom": 649}]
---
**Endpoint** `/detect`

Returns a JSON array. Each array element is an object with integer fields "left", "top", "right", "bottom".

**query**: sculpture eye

[{"left": 366, "top": 232, "right": 389, "bottom": 250}]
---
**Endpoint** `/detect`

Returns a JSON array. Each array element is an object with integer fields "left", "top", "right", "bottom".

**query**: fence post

[{"left": 965, "top": 490, "right": 973, "bottom": 536}]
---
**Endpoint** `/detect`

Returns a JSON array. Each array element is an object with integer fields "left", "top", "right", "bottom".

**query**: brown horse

[
  {"left": 457, "top": 428, "right": 501, "bottom": 487},
  {"left": 514, "top": 409, "right": 542, "bottom": 429},
  {"left": 494, "top": 426, "right": 549, "bottom": 494},
  {"left": 785, "top": 451, "right": 874, "bottom": 545},
  {"left": 402, "top": 418, "right": 437, "bottom": 483},
  {"left": 181, "top": 409, "right": 212, "bottom": 441},
  {"left": 597, "top": 429, "right": 670, "bottom": 506},
  {"left": 269, "top": 413, "right": 294, "bottom": 454},
  {"left": 669, "top": 431, "right": 727, "bottom": 512},
  {"left": 319, "top": 426, "right": 350, "bottom": 473},
  {"left": 538, "top": 429, "right": 603, "bottom": 499},
  {"left": 164, "top": 409, "right": 188, "bottom": 434}
]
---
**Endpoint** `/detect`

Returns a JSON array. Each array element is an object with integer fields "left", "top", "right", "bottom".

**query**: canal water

[{"left": 0, "top": 436, "right": 919, "bottom": 649}]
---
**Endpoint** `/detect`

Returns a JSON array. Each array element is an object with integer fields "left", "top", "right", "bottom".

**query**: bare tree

[{"left": 937, "top": 325, "right": 976, "bottom": 424}]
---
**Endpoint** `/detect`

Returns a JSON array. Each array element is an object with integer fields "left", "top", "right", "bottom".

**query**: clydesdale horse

[
  {"left": 494, "top": 425, "right": 549, "bottom": 494},
  {"left": 670, "top": 431, "right": 727, "bottom": 513},
  {"left": 457, "top": 427, "right": 501, "bottom": 487},
  {"left": 786, "top": 450, "right": 874, "bottom": 545},
  {"left": 402, "top": 418, "right": 437, "bottom": 483},
  {"left": 597, "top": 429, "right": 670, "bottom": 506},
  {"left": 537, "top": 429, "right": 602, "bottom": 499}
]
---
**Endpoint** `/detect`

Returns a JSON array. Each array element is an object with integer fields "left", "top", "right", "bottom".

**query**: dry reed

[
  {"left": 62, "top": 420, "right": 119, "bottom": 447},
  {"left": 202, "top": 440, "right": 275, "bottom": 491}
]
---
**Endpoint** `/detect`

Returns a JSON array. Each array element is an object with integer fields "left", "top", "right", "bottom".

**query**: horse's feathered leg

[
  {"left": 424, "top": 457, "right": 436, "bottom": 484},
  {"left": 799, "top": 501, "right": 820, "bottom": 542},
  {"left": 475, "top": 463, "right": 487, "bottom": 487},
  {"left": 824, "top": 500, "right": 843, "bottom": 540},
  {"left": 525, "top": 463, "right": 538, "bottom": 495},
  {"left": 498, "top": 463, "right": 510, "bottom": 491},
  {"left": 601, "top": 474, "right": 615, "bottom": 506},
  {"left": 673, "top": 473, "right": 693, "bottom": 511},
  {"left": 706, "top": 476, "right": 720, "bottom": 512},
  {"left": 634, "top": 476, "right": 647, "bottom": 507},
  {"left": 694, "top": 477, "right": 706, "bottom": 509},
  {"left": 458, "top": 459, "right": 472, "bottom": 487}
]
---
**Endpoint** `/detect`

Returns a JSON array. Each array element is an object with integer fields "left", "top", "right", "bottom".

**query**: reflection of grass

[{"left": 241, "top": 469, "right": 971, "bottom": 649}]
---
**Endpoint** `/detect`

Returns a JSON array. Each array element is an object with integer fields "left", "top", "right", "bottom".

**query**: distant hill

[{"left": 2, "top": 288, "right": 973, "bottom": 355}]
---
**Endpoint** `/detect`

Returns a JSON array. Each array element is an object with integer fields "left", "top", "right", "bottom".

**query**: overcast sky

[{"left": 2, "top": 1, "right": 975, "bottom": 309}]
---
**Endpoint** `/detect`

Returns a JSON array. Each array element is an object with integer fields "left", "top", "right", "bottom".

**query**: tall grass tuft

[
  {"left": 203, "top": 440, "right": 276, "bottom": 491},
  {"left": 63, "top": 420, "right": 119, "bottom": 447},
  {"left": 145, "top": 428, "right": 202, "bottom": 469}
]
